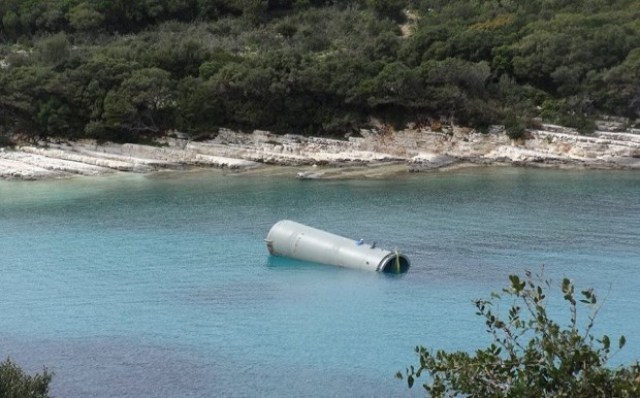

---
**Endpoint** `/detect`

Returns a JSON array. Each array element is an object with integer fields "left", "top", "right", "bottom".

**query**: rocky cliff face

[{"left": 2, "top": 124, "right": 640, "bottom": 180}]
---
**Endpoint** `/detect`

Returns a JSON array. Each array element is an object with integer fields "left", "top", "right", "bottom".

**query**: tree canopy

[{"left": 1, "top": 0, "right": 639, "bottom": 143}]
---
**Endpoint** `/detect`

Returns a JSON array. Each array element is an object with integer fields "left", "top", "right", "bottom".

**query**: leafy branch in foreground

[
  {"left": 0, "top": 357, "right": 52, "bottom": 398},
  {"left": 398, "top": 269, "right": 640, "bottom": 397}
]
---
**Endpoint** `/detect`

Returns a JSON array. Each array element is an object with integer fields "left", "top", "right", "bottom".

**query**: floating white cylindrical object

[{"left": 265, "top": 220, "right": 410, "bottom": 273}]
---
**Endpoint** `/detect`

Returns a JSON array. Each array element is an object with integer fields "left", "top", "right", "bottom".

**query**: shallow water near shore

[{"left": 1, "top": 167, "right": 640, "bottom": 397}]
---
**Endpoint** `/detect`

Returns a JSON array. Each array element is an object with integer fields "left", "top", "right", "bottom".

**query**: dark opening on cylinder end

[{"left": 379, "top": 253, "right": 410, "bottom": 274}]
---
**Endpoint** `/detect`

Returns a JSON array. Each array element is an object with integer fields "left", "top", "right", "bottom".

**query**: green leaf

[
  {"left": 562, "top": 278, "right": 571, "bottom": 294},
  {"left": 401, "top": 269, "right": 639, "bottom": 396},
  {"left": 509, "top": 275, "right": 521, "bottom": 290}
]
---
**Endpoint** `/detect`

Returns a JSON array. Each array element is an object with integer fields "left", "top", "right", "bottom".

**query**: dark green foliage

[
  {"left": 590, "top": 48, "right": 640, "bottom": 119},
  {"left": 0, "top": 358, "right": 52, "bottom": 398},
  {"left": 541, "top": 98, "right": 597, "bottom": 134},
  {"left": 0, "top": 0, "right": 638, "bottom": 141},
  {"left": 367, "top": 0, "right": 405, "bottom": 22},
  {"left": 504, "top": 111, "right": 527, "bottom": 140},
  {"left": 103, "top": 67, "right": 175, "bottom": 135},
  {"left": 34, "top": 32, "right": 70, "bottom": 66},
  {"left": 398, "top": 270, "right": 640, "bottom": 397},
  {"left": 0, "top": 134, "right": 15, "bottom": 147},
  {"left": 68, "top": 3, "right": 105, "bottom": 32}
]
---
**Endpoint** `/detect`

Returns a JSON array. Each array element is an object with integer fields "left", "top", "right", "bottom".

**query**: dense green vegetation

[
  {"left": 399, "top": 270, "right": 640, "bottom": 397},
  {"left": 1, "top": 0, "right": 639, "bottom": 143},
  {"left": 0, "top": 357, "right": 52, "bottom": 398}
]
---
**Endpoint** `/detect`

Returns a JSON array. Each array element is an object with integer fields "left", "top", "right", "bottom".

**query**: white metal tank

[{"left": 265, "top": 220, "right": 410, "bottom": 273}]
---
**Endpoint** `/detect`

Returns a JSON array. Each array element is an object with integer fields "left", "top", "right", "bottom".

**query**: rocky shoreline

[{"left": 2, "top": 124, "right": 640, "bottom": 181}]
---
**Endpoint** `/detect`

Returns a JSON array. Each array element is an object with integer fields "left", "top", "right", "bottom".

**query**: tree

[
  {"left": 0, "top": 357, "right": 52, "bottom": 398},
  {"left": 591, "top": 48, "right": 640, "bottom": 119},
  {"left": 35, "top": 32, "right": 70, "bottom": 66},
  {"left": 1, "top": 10, "right": 21, "bottom": 39},
  {"left": 367, "top": 0, "right": 406, "bottom": 22},
  {"left": 68, "top": 3, "right": 105, "bottom": 32},
  {"left": 103, "top": 67, "right": 176, "bottom": 138},
  {"left": 0, "top": 66, "right": 61, "bottom": 141},
  {"left": 398, "top": 269, "right": 640, "bottom": 397},
  {"left": 0, "top": 0, "right": 638, "bottom": 139}
]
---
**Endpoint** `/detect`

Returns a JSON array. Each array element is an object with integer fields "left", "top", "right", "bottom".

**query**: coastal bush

[
  {"left": 504, "top": 111, "right": 527, "bottom": 140},
  {"left": 398, "top": 269, "right": 640, "bottom": 397},
  {"left": 0, "top": 357, "right": 52, "bottom": 398},
  {"left": 540, "top": 98, "right": 597, "bottom": 135}
]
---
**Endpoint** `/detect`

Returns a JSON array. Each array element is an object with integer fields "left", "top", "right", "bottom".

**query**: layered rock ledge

[{"left": 2, "top": 124, "right": 640, "bottom": 180}]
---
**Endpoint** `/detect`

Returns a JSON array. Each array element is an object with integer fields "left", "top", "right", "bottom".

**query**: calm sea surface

[{"left": 1, "top": 167, "right": 639, "bottom": 397}]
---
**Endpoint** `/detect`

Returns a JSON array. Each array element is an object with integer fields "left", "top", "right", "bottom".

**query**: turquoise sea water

[{"left": 1, "top": 167, "right": 639, "bottom": 397}]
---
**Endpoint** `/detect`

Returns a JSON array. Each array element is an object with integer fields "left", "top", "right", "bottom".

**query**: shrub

[
  {"left": 0, "top": 358, "right": 52, "bottom": 398},
  {"left": 398, "top": 269, "right": 640, "bottom": 397},
  {"left": 504, "top": 111, "right": 527, "bottom": 140}
]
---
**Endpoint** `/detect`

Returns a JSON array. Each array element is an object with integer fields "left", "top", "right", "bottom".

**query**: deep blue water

[{"left": 1, "top": 167, "right": 639, "bottom": 397}]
